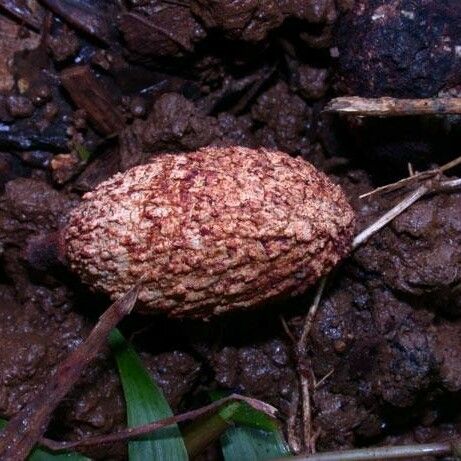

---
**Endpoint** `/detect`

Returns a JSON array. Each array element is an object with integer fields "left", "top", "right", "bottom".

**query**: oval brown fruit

[{"left": 64, "top": 146, "right": 355, "bottom": 318}]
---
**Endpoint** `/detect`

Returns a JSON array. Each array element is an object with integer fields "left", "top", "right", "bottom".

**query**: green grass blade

[
  {"left": 210, "top": 390, "right": 278, "bottom": 432},
  {"left": 0, "top": 420, "right": 91, "bottom": 461},
  {"left": 221, "top": 426, "right": 291, "bottom": 461},
  {"left": 210, "top": 391, "right": 291, "bottom": 461},
  {"left": 108, "top": 329, "right": 188, "bottom": 461}
]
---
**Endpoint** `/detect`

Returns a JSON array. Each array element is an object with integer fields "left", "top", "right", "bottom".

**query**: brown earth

[{"left": 0, "top": 0, "right": 460, "bottom": 459}]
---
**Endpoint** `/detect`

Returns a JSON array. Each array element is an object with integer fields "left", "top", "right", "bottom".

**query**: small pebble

[
  {"left": 6, "top": 95, "right": 34, "bottom": 118},
  {"left": 334, "top": 339, "right": 347, "bottom": 353}
]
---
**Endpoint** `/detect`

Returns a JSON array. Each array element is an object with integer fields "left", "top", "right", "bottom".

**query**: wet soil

[{"left": 0, "top": 0, "right": 461, "bottom": 459}]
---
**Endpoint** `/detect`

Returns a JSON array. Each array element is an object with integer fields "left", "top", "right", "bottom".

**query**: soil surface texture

[{"left": 0, "top": 0, "right": 460, "bottom": 459}]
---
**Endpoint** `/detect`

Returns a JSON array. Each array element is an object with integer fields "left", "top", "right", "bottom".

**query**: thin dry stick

[
  {"left": 360, "top": 154, "right": 461, "bottom": 199},
  {"left": 286, "top": 386, "right": 301, "bottom": 454},
  {"left": 353, "top": 184, "right": 429, "bottom": 250},
  {"left": 354, "top": 177, "right": 461, "bottom": 249},
  {"left": 271, "top": 440, "right": 458, "bottom": 461},
  {"left": 296, "top": 277, "right": 327, "bottom": 454},
  {"left": 314, "top": 369, "right": 334, "bottom": 390},
  {"left": 324, "top": 96, "right": 461, "bottom": 116},
  {"left": 299, "top": 277, "right": 327, "bottom": 346},
  {"left": 41, "top": 394, "right": 277, "bottom": 451},
  {"left": 0, "top": 286, "right": 140, "bottom": 461},
  {"left": 439, "top": 177, "right": 461, "bottom": 190},
  {"left": 280, "top": 315, "right": 302, "bottom": 454},
  {"left": 280, "top": 315, "right": 297, "bottom": 344},
  {"left": 299, "top": 377, "right": 313, "bottom": 453},
  {"left": 407, "top": 162, "right": 414, "bottom": 177}
]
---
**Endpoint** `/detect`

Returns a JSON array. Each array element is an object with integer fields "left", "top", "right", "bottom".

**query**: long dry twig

[
  {"left": 353, "top": 184, "right": 429, "bottom": 249},
  {"left": 297, "top": 277, "right": 327, "bottom": 454},
  {"left": 0, "top": 286, "right": 140, "bottom": 461},
  {"left": 360, "top": 154, "right": 461, "bottom": 199},
  {"left": 299, "top": 278, "right": 327, "bottom": 347},
  {"left": 353, "top": 177, "right": 461, "bottom": 250},
  {"left": 286, "top": 386, "right": 301, "bottom": 454},
  {"left": 40, "top": 394, "right": 277, "bottom": 451},
  {"left": 281, "top": 277, "right": 328, "bottom": 454},
  {"left": 271, "top": 440, "right": 460, "bottom": 461},
  {"left": 324, "top": 96, "right": 461, "bottom": 116}
]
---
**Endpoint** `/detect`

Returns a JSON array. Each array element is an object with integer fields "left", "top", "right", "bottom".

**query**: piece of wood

[
  {"left": 0, "top": 0, "right": 44, "bottom": 31},
  {"left": 39, "top": 0, "right": 113, "bottom": 43},
  {"left": 60, "top": 65, "right": 125, "bottom": 136},
  {"left": 324, "top": 96, "right": 461, "bottom": 116}
]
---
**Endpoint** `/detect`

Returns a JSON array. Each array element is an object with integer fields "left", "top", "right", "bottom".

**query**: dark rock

[{"left": 336, "top": 0, "right": 461, "bottom": 97}]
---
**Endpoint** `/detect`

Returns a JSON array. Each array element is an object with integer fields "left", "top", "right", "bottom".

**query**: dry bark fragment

[
  {"left": 60, "top": 65, "right": 125, "bottom": 136},
  {"left": 325, "top": 97, "right": 461, "bottom": 116},
  {"left": 0, "top": 0, "right": 45, "bottom": 30},
  {"left": 39, "top": 0, "right": 115, "bottom": 43},
  {"left": 119, "top": 8, "right": 205, "bottom": 57}
]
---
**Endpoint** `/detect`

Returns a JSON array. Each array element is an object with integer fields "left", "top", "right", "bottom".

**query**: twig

[
  {"left": 360, "top": 154, "right": 461, "bottom": 199},
  {"left": 280, "top": 316, "right": 302, "bottom": 453},
  {"left": 299, "top": 278, "right": 327, "bottom": 347},
  {"left": 438, "top": 177, "right": 461, "bottom": 190},
  {"left": 295, "top": 278, "right": 327, "bottom": 454},
  {"left": 407, "top": 162, "right": 414, "bottom": 177},
  {"left": 60, "top": 65, "right": 125, "bottom": 136},
  {"left": 281, "top": 278, "right": 328, "bottom": 454},
  {"left": 353, "top": 176, "right": 461, "bottom": 250},
  {"left": 40, "top": 394, "right": 277, "bottom": 451},
  {"left": 298, "top": 278, "right": 327, "bottom": 454},
  {"left": 324, "top": 96, "right": 461, "bottom": 116},
  {"left": 286, "top": 386, "right": 301, "bottom": 454},
  {"left": 299, "top": 374, "right": 313, "bottom": 454},
  {"left": 280, "top": 315, "right": 296, "bottom": 344},
  {"left": 0, "top": 286, "right": 140, "bottom": 461},
  {"left": 271, "top": 440, "right": 458, "bottom": 461},
  {"left": 314, "top": 369, "right": 334, "bottom": 390},
  {"left": 353, "top": 184, "right": 429, "bottom": 249}
]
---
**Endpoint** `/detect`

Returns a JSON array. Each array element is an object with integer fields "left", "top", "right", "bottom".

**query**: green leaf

[
  {"left": 221, "top": 426, "right": 291, "bottom": 461},
  {"left": 209, "top": 391, "right": 291, "bottom": 461},
  {"left": 75, "top": 144, "right": 91, "bottom": 162},
  {"left": 0, "top": 420, "right": 91, "bottom": 461},
  {"left": 108, "top": 329, "right": 188, "bottom": 461},
  {"left": 210, "top": 391, "right": 278, "bottom": 432},
  {"left": 182, "top": 410, "right": 232, "bottom": 458}
]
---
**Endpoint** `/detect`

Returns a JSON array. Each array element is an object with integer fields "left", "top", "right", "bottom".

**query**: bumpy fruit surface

[{"left": 64, "top": 146, "right": 355, "bottom": 318}]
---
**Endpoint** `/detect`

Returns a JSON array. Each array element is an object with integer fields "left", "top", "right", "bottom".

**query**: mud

[{"left": 0, "top": 0, "right": 460, "bottom": 459}]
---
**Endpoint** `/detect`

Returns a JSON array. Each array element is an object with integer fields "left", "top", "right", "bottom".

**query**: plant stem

[
  {"left": 271, "top": 441, "right": 455, "bottom": 461},
  {"left": 352, "top": 184, "right": 428, "bottom": 249},
  {"left": 182, "top": 411, "right": 233, "bottom": 458},
  {"left": 40, "top": 395, "right": 277, "bottom": 451}
]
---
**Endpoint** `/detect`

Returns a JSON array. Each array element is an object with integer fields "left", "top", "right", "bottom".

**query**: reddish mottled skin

[{"left": 64, "top": 147, "right": 355, "bottom": 318}]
